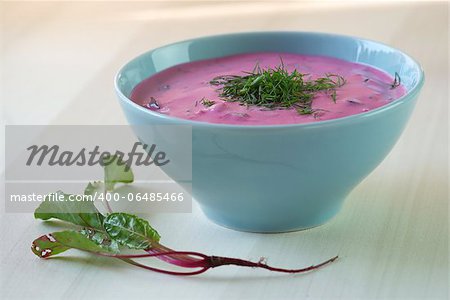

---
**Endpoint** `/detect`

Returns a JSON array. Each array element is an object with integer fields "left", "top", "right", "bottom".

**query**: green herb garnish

[
  {"left": 296, "top": 107, "right": 314, "bottom": 115},
  {"left": 210, "top": 62, "right": 345, "bottom": 115},
  {"left": 391, "top": 72, "right": 401, "bottom": 89},
  {"left": 200, "top": 97, "right": 215, "bottom": 107}
]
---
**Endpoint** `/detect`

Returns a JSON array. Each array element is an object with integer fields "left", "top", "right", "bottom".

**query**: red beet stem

[
  {"left": 119, "top": 257, "right": 209, "bottom": 276},
  {"left": 146, "top": 242, "right": 203, "bottom": 266},
  {"left": 95, "top": 249, "right": 338, "bottom": 275},
  {"left": 96, "top": 250, "right": 210, "bottom": 275},
  {"left": 96, "top": 250, "right": 207, "bottom": 261},
  {"left": 149, "top": 245, "right": 340, "bottom": 272},
  {"left": 207, "top": 255, "right": 339, "bottom": 273}
]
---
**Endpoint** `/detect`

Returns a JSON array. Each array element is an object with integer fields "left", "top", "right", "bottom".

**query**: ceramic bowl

[{"left": 115, "top": 32, "right": 424, "bottom": 232}]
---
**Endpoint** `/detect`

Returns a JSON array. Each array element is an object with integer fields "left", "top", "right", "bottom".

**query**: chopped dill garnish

[
  {"left": 210, "top": 62, "right": 345, "bottom": 115},
  {"left": 200, "top": 97, "right": 215, "bottom": 107},
  {"left": 296, "top": 107, "right": 314, "bottom": 115},
  {"left": 330, "top": 89, "right": 337, "bottom": 103},
  {"left": 391, "top": 72, "right": 401, "bottom": 89}
]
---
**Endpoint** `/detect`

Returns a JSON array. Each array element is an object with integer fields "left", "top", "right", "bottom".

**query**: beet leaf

[
  {"left": 32, "top": 231, "right": 116, "bottom": 258},
  {"left": 103, "top": 155, "right": 134, "bottom": 191},
  {"left": 31, "top": 155, "right": 338, "bottom": 276},
  {"left": 34, "top": 191, "right": 104, "bottom": 230},
  {"left": 103, "top": 213, "right": 160, "bottom": 250}
]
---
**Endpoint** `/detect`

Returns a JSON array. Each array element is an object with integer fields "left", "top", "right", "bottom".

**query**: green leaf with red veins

[
  {"left": 32, "top": 234, "right": 70, "bottom": 258},
  {"left": 103, "top": 213, "right": 160, "bottom": 250},
  {"left": 79, "top": 228, "right": 120, "bottom": 253},
  {"left": 34, "top": 191, "right": 104, "bottom": 230},
  {"left": 32, "top": 231, "right": 116, "bottom": 258}
]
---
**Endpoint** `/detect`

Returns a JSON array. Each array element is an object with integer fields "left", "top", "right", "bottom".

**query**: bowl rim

[{"left": 114, "top": 31, "right": 425, "bottom": 129}]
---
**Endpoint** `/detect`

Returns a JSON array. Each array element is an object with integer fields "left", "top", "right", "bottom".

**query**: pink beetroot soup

[{"left": 130, "top": 52, "right": 407, "bottom": 125}]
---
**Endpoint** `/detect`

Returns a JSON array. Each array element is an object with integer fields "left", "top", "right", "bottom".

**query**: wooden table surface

[{"left": 1, "top": 1, "right": 448, "bottom": 299}]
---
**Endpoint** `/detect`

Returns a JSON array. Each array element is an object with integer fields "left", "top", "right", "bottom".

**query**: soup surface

[{"left": 130, "top": 52, "right": 407, "bottom": 125}]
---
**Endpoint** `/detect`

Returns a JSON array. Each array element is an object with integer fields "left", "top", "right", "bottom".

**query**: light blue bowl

[{"left": 115, "top": 32, "right": 424, "bottom": 232}]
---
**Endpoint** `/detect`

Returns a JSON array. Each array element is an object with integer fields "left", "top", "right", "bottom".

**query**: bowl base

[{"left": 200, "top": 204, "right": 342, "bottom": 233}]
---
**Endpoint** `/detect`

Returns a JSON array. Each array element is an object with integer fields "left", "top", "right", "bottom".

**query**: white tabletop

[{"left": 1, "top": 2, "right": 448, "bottom": 299}]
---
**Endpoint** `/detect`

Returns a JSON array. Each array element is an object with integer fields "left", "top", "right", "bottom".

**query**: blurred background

[{"left": 2, "top": 1, "right": 447, "bottom": 125}]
